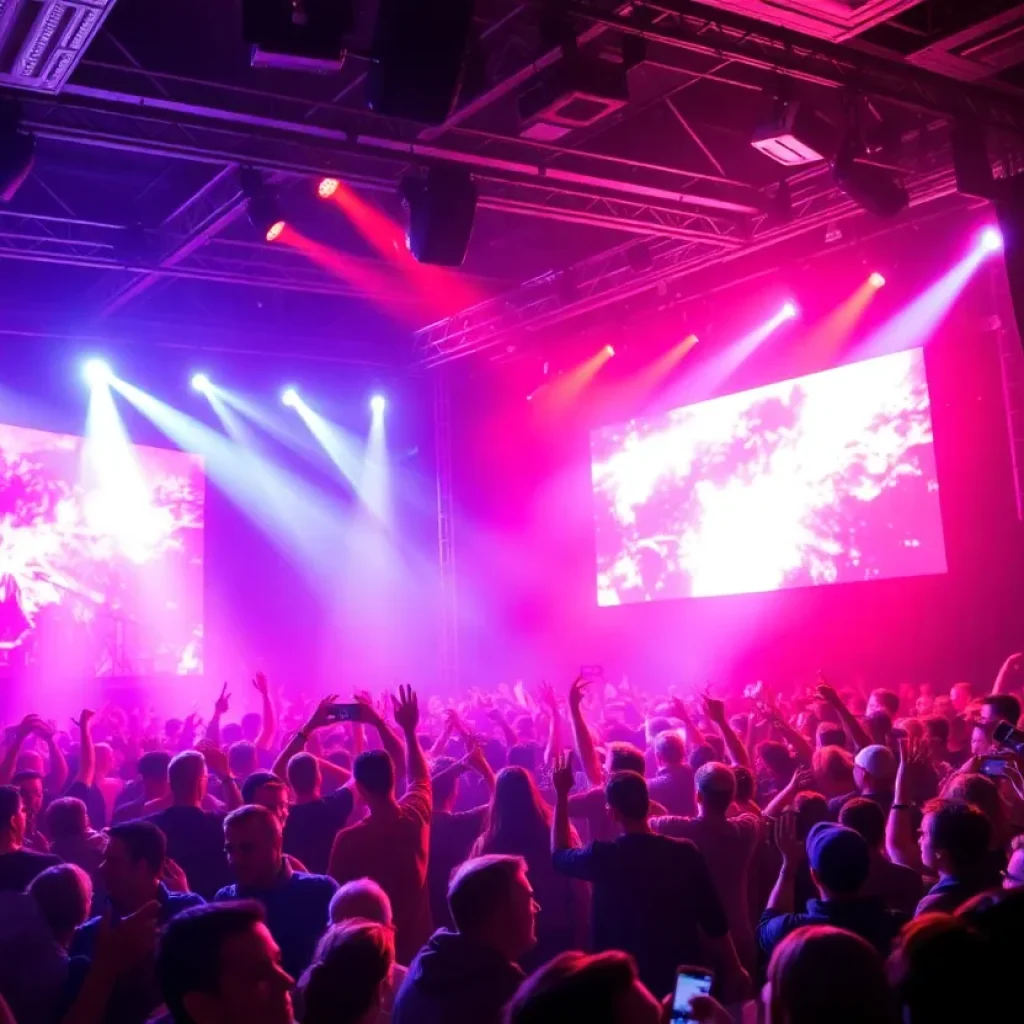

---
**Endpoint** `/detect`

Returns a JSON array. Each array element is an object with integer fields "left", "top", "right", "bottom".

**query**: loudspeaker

[
  {"left": 368, "top": 0, "right": 475, "bottom": 125},
  {"left": 402, "top": 166, "right": 477, "bottom": 267}
]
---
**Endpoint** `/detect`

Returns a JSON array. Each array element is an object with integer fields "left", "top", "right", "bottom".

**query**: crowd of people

[{"left": 2, "top": 656, "right": 1024, "bottom": 1023}]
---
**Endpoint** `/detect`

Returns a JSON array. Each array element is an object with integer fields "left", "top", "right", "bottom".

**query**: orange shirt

[{"left": 329, "top": 778, "right": 433, "bottom": 964}]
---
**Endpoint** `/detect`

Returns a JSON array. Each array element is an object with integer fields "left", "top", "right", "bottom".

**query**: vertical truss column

[
  {"left": 988, "top": 260, "right": 1024, "bottom": 521},
  {"left": 434, "top": 371, "right": 460, "bottom": 691}
]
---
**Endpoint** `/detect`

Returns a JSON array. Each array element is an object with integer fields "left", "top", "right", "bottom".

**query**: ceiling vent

[
  {"left": 0, "top": 0, "right": 119, "bottom": 93},
  {"left": 906, "top": 7, "right": 1024, "bottom": 81}
]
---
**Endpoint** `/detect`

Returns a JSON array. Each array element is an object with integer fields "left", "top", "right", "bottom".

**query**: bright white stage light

[
  {"left": 979, "top": 227, "right": 1004, "bottom": 253},
  {"left": 83, "top": 359, "right": 112, "bottom": 387},
  {"left": 370, "top": 394, "right": 387, "bottom": 415},
  {"left": 282, "top": 387, "right": 300, "bottom": 408},
  {"left": 781, "top": 300, "right": 799, "bottom": 320},
  {"left": 191, "top": 373, "right": 212, "bottom": 393}
]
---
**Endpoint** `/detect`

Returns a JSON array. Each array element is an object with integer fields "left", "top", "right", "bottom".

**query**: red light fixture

[
  {"left": 266, "top": 220, "right": 286, "bottom": 242},
  {"left": 605, "top": 344, "right": 615, "bottom": 357},
  {"left": 318, "top": 177, "right": 340, "bottom": 200},
  {"left": 869, "top": 271, "right": 886, "bottom": 288}
]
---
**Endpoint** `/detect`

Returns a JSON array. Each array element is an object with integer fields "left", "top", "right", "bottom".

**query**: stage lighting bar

[{"left": 83, "top": 358, "right": 112, "bottom": 387}]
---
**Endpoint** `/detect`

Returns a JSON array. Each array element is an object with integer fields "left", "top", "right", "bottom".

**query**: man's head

[
  {"left": 605, "top": 771, "right": 649, "bottom": 829},
  {"left": 448, "top": 855, "right": 537, "bottom": 962},
  {"left": 853, "top": 745, "right": 896, "bottom": 794},
  {"left": 94, "top": 742, "right": 115, "bottom": 781},
  {"left": 11, "top": 770, "right": 43, "bottom": 821},
  {"left": 919, "top": 799, "right": 991, "bottom": 877},
  {"left": 0, "top": 784, "right": 26, "bottom": 846},
  {"left": 224, "top": 805, "right": 283, "bottom": 889},
  {"left": 240, "top": 713, "right": 262, "bottom": 744},
  {"left": 694, "top": 762, "right": 735, "bottom": 815},
  {"left": 28, "top": 864, "right": 92, "bottom": 947},
  {"left": 139, "top": 750, "right": 172, "bottom": 799},
  {"left": 605, "top": 742, "right": 645, "bottom": 776},
  {"left": 329, "top": 877, "right": 393, "bottom": 927},
  {"left": 229, "top": 741, "right": 259, "bottom": 780},
  {"left": 654, "top": 731, "right": 685, "bottom": 769},
  {"left": 286, "top": 752, "right": 321, "bottom": 801},
  {"left": 298, "top": 920, "right": 394, "bottom": 1024},
  {"left": 505, "top": 951, "right": 662, "bottom": 1024},
  {"left": 1005, "top": 836, "right": 1024, "bottom": 891},
  {"left": 757, "top": 741, "right": 794, "bottom": 783},
  {"left": 353, "top": 750, "right": 395, "bottom": 803},
  {"left": 430, "top": 756, "right": 461, "bottom": 812},
  {"left": 923, "top": 716, "right": 950, "bottom": 758},
  {"left": 979, "top": 694, "right": 1021, "bottom": 728},
  {"left": 864, "top": 711, "right": 893, "bottom": 747},
  {"left": 102, "top": 821, "right": 167, "bottom": 908},
  {"left": 45, "top": 797, "right": 89, "bottom": 842},
  {"left": 839, "top": 797, "right": 886, "bottom": 853},
  {"left": 169, "top": 751, "right": 208, "bottom": 807},
  {"left": 950, "top": 682, "right": 974, "bottom": 716},
  {"left": 157, "top": 901, "right": 293, "bottom": 1024},
  {"left": 867, "top": 688, "right": 900, "bottom": 718},
  {"left": 806, "top": 822, "right": 870, "bottom": 899},
  {"left": 241, "top": 772, "right": 290, "bottom": 827},
  {"left": 815, "top": 723, "right": 846, "bottom": 749}
]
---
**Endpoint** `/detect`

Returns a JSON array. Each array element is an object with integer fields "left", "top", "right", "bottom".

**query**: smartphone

[
  {"left": 580, "top": 664, "right": 604, "bottom": 681},
  {"left": 325, "top": 703, "right": 366, "bottom": 723},
  {"left": 979, "top": 757, "right": 1009, "bottom": 778},
  {"left": 672, "top": 966, "right": 714, "bottom": 1022}
]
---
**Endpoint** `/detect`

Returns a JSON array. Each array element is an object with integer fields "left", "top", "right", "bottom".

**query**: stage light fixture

[
  {"left": 979, "top": 226, "right": 1004, "bottom": 253},
  {"left": 781, "top": 301, "right": 799, "bottom": 320},
  {"left": 266, "top": 220, "right": 286, "bottom": 243},
  {"left": 751, "top": 100, "right": 834, "bottom": 167},
  {"left": 832, "top": 136, "right": 909, "bottom": 219},
  {"left": 282, "top": 387, "right": 300, "bottom": 408},
  {"left": 242, "top": 0, "right": 355, "bottom": 73},
  {"left": 191, "top": 373, "right": 212, "bottom": 393},
  {"left": 605, "top": 345, "right": 616, "bottom": 357},
  {"left": 83, "top": 359, "right": 112, "bottom": 387},
  {"left": 241, "top": 168, "right": 286, "bottom": 243},
  {"left": 318, "top": 177, "right": 340, "bottom": 199},
  {"left": 399, "top": 166, "right": 477, "bottom": 266},
  {"left": 370, "top": 394, "right": 387, "bottom": 415},
  {"left": 869, "top": 272, "right": 886, "bottom": 288}
]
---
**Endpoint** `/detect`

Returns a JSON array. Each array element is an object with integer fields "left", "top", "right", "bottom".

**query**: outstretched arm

[
  {"left": 551, "top": 752, "right": 575, "bottom": 852},
  {"left": 886, "top": 739, "right": 925, "bottom": 872},
  {"left": 766, "top": 813, "right": 804, "bottom": 913},
  {"left": 393, "top": 685, "right": 428, "bottom": 786},
  {"left": 817, "top": 681, "right": 871, "bottom": 751},
  {"left": 993, "top": 652, "right": 1023, "bottom": 695},
  {"left": 767, "top": 703, "right": 814, "bottom": 766},
  {"left": 538, "top": 682, "right": 564, "bottom": 767},
  {"left": 670, "top": 697, "right": 705, "bottom": 754},
  {"left": 42, "top": 726, "right": 69, "bottom": 794},
  {"left": 197, "top": 741, "right": 242, "bottom": 811},
  {"left": 270, "top": 694, "right": 338, "bottom": 782},
  {"left": 704, "top": 697, "right": 751, "bottom": 770},
  {"left": 568, "top": 678, "right": 602, "bottom": 786},
  {"left": 358, "top": 693, "right": 407, "bottom": 783},
  {"left": 75, "top": 710, "right": 96, "bottom": 787},
  {"left": 206, "top": 682, "right": 230, "bottom": 749},
  {"left": 762, "top": 768, "right": 814, "bottom": 820},
  {"left": 252, "top": 672, "right": 277, "bottom": 751},
  {"left": 0, "top": 714, "right": 42, "bottom": 785}
]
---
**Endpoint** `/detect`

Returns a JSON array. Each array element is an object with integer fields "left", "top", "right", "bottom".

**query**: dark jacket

[{"left": 392, "top": 930, "right": 525, "bottom": 1024}]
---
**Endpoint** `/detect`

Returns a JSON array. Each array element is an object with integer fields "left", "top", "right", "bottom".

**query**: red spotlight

[
  {"left": 318, "top": 177, "right": 340, "bottom": 200},
  {"left": 605, "top": 345, "right": 616, "bottom": 357},
  {"left": 869, "top": 271, "right": 886, "bottom": 288},
  {"left": 266, "top": 220, "right": 286, "bottom": 243}
]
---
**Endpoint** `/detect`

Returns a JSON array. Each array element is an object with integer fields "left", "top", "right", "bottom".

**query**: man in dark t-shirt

[
  {"left": 552, "top": 765, "right": 749, "bottom": 1001},
  {"left": 283, "top": 753, "right": 354, "bottom": 875},
  {"left": 0, "top": 785, "right": 60, "bottom": 891}
]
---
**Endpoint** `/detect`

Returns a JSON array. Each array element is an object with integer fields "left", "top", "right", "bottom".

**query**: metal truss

[{"left": 433, "top": 371, "right": 460, "bottom": 691}]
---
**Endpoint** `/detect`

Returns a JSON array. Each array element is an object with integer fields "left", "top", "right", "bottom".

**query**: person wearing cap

[
  {"left": 827, "top": 744, "right": 897, "bottom": 820},
  {"left": 757, "top": 814, "right": 908, "bottom": 964}
]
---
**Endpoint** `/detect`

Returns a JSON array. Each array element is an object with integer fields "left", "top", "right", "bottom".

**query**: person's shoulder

[
  {"left": 167, "top": 891, "right": 206, "bottom": 912},
  {"left": 214, "top": 884, "right": 238, "bottom": 901},
  {"left": 650, "top": 814, "right": 695, "bottom": 838},
  {"left": 292, "top": 871, "right": 339, "bottom": 893}
]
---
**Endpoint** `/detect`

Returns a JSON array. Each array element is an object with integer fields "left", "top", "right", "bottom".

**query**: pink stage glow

[
  {"left": 591, "top": 348, "right": 946, "bottom": 604},
  {"left": 0, "top": 423, "right": 204, "bottom": 674}
]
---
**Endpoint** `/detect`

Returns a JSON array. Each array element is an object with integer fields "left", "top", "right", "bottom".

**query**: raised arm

[
  {"left": 0, "top": 714, "right": 43, "bottom": 784},
  {"left": 670, "top": 697, "right": 705, "bottom": 754},
  {"left": 766, "top": 812, "right": 803, "bottom": 913},
  {"left": 817, "top": 680, "right": 871, "bottom": 752},
  {"left": 38, "top": 720, "right": 69, "bottom": 794},
  {"left": 538, "top": 682, "right": 564, "bottom": 766},
  {"left": 703, "top": 696, "right": 752, "bottom": 770},
  {"left": 270, "top": 695, "right": 337, "bottom": 782},
  {"left": 886, "top": 738, "right": 926, "bottom": 872},
  {"left": 761, "top": 768, "right": 814, "bottom": 820},
  {"left": 465, "top": 738, "right": 496, "bottom": 793},
  {"left": 429, "top": 709, "right": 457, "bottom": 759},
  {"left": 75, "top": 709, "right": 96, "bottom": 787},
  {"left": 357, "top": 693, "right": 407, "bottom": 783},
  {"left": 252, "top": 672, "right": 277, "bottom": 751},
  {"left": 993, "top": 652, "right": 1023, "bottom": 695},
  {"left": 393, "top": 685, "right": 428, "bottom": 786},
  {"left": 766, "top": 703, "right": 814, "bottom": 766},
  {"left": 568, "top": 678, "right": 602, "bottom": 786},
  {"left": 551, "top": 752, "right": 575, "bottom": 852},
  {"left": 488, "top": 707, "right": 518, "bottom": 750},
  {"left": 197, "top": 741, "right": 242, "bottom": 811},
  {"left": 206, "top": 682, "right": 230, "bottom": 749}
]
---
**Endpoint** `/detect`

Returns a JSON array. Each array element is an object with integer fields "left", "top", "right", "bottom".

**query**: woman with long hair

[{"left": 471, "top": 766, "right": 587, "bottom": 972}]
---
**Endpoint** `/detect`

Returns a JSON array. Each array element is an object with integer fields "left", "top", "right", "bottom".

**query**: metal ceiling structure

[{"left": 1, "top": 0, "right": 1023, "bottom": 367}]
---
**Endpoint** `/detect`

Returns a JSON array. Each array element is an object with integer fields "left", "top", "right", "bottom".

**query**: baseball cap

[
  {"left": 806, "top": 822, "right": 870, "bottom": 895},
  {"left": 853, "top": 744, "right": 897, "bottom": 783}
]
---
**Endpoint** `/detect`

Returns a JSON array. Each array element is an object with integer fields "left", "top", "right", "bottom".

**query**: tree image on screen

[
  {"left": 591, "top": 348, "right": 946, "bottom": 605},
  {"left": 0, "top": 423, "right": 204, "bottom": 675}
]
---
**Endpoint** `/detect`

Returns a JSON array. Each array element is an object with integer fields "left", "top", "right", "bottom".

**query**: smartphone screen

[
  {"left": 672, "top": 968, "right": 713, "bottom": 1022},
  {"left": 979, "top": 758, "right": 1007, "bottom": 777},
  {"left": 326, "top": 703, "right": 363, "bottom": 723}
]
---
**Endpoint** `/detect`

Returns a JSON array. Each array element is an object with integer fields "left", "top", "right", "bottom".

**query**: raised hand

[
  {"left": 303, "top": 694, "right": 340, "bottom": 734},
  {"left": 252, "top": 671, "right": 269, "bottom": 697},
  {"left": 444, "top": 707, "right": 467, "bottom": 737},
  {"left": 353, "top": 692, "right": 383, "bottom": 730},
  {"left": 815, "top": 681, "right": 842, "bottom": 707},
  {"left": 392, "top": 684, "right": 420, "bottom": 733},
  {"left": 537, "top": 681, "right": 558, "bottom": 712},
  {"left": 197, "top": 740, "right": 230, "bottom": 779},
  {"left": 552, "top": 750, "right": 575, "bottom": 798},
  {"left": 214, "top": 682, "right": 231, "bottom": 716},
  {"left": 788, "top": 767, "right": 815, "bottom": 793},
  {"left": 669, "top": 696, "right": 693, "bottom": 723},
  {"left": 774, "top": 810, "right": 805, "bottom": 864},
  {"left": 702, "top": 695, "right": 726, "bottom": 724},
  {"left": 72, "top": 709, "right": 95, "bottom": 731},
  {"left": 16, "top": 713, "right": 45, "bottom": 740},
  {"left": 568, "top": 677, "right": 591, "bottom": 715}
]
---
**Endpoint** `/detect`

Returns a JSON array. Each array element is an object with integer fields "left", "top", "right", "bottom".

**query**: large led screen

[
  {"left": 0, "top": 423, "right": 204, "bottom": 674},
  {"left": 591, "top": 348, "right": 946, "bottom": 605}
]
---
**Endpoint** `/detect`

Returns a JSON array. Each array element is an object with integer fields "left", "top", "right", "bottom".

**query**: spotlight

[
  {"left": 979, "top": 227, "right": 1004, "bottom": 253},
  {"left": 83, "top": 359, "right": 112, "bottom": 387},
  {"left": 605, "top": 345, "right": 616, "bottom": 357},
  {"left": 282, "top": 387, "right": 300, "bottom": 408},
  {"left": 241, "top": 168, "right": 285, "bottom": 243},
  {"left": 781, "top": 301, "right": 799, "bottom": 320},
  {"left": 317, "top": 177, "right": 340, "bottom": 199},
  {"left": 266, "top": 220, "right": 286, "bottom": 243},
  {"left": 869, "top": 271, "right": 886, "bottom": 288},
  {"left": 191, "top": 373, "right": 212, "bottom": 393},
  {"left": 370, "top": 394, "right": 387, "bottom": 415}
]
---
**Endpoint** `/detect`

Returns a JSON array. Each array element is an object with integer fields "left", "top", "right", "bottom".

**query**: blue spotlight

[
  {"left": 83, "top": 358, "right": 112, "bottom": 387},
  {"left": 282, "top": 387, "right": 300, "bottom": 408},
  {"left": 370, "top": 394, "right": 387, "bottom": 415},
  {"left": 191, "top": 373, "right": 212, "bottom": 393}
]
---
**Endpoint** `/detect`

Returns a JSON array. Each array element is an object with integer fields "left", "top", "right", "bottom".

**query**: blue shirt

[{"left": 216, "top": 867, "right": 338, "bottom": 980}]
